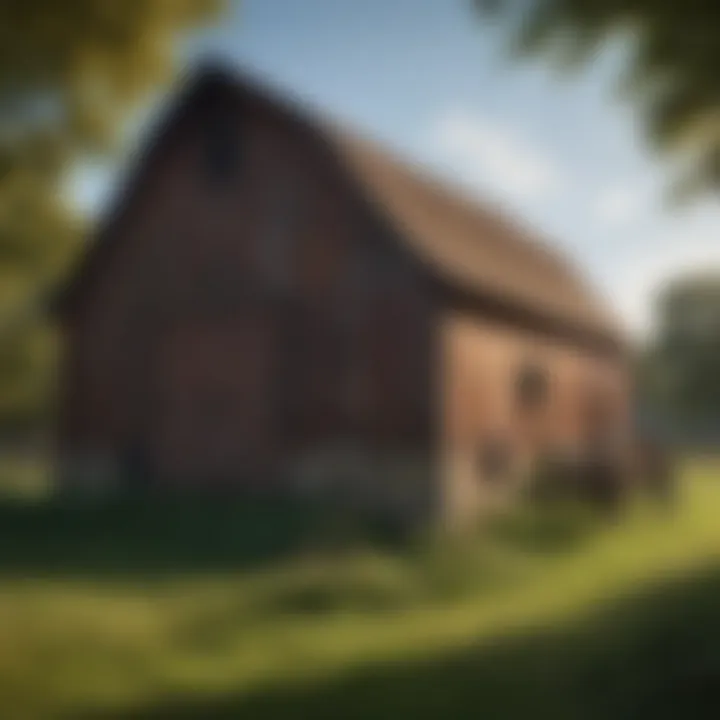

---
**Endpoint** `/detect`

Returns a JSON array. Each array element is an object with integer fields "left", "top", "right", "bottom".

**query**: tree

[
  {"left": 0, "top": 1, "right": 223, "bottom": 433},
  {"left": 476, "top": 0, "right": 720, "bottom": 197},
  {"left": 640, "top": 273, "right": 720, "bottom": 424}
]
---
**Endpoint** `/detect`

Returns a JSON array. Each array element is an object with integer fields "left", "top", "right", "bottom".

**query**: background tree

[
  {"left": 639, "top": 273, "right": 720, "bottom": 427},
  {"left": 476, "top": 0, "right": 720, "bottom": 197},
  {"left": 0, "top": 1, "right": 223, "bottom": 435}
]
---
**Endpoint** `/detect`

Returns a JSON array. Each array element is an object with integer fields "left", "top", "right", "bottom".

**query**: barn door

[{"left": 153, "top": 316, "right": 275, "bottom": 488}]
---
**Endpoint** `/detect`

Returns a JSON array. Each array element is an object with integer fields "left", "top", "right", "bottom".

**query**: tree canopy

[
  {"left": 639, "top": 272, "right": 720, "bottom": 425},
  {"left": 0, "top": 1, "right": 222, "bottom": 433},
  {"left": 477, "top": 0, "right": 720, "bottom": 197}
]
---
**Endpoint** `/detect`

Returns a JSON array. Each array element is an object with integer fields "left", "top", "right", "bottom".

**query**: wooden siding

[
  {"left": 58, "top": 84, "right": 436, "bottom": 511},
  {"left": 439, "top": 312, "right": 629, "bottom": 524}
]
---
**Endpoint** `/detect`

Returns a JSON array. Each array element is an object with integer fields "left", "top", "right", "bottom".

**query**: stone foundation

[{"left": 289, "top": 443, "right": 435, "bottom": 524}]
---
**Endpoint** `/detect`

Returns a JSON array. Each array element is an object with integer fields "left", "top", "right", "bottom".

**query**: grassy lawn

[{"left": 0, "top": 461, "right": 719, "bottom": 718}]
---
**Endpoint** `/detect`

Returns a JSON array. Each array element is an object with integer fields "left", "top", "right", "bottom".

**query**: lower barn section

[
  {"left": 438, "top": 312, "right": 631, "bottom": 527},
  {"left": 56, "top": 442, "right": 437, "bottom": 529}
]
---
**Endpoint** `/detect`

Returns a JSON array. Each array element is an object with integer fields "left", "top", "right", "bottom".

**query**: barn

[{"left": 54, "top": 64, "right": 630, "bottom": 525}]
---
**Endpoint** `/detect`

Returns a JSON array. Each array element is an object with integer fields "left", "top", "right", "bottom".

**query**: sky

[{"left": 68, "top": 0, "right": 720, "bottom": 338}]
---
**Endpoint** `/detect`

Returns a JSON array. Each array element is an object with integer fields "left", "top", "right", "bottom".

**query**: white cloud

[
  {"left": 612, "top": 225, "right": 720, "bottom": 339},
  {"left": 433, "top": 109, "right": 562, "bottom": 201},
  {"left": 595, "top": 179, "right": 655, "bottom": 225}
]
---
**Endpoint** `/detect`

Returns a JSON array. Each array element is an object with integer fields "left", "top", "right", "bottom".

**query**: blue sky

[{"left": 69, "top": 0, "right": 720, "bottom": 337}]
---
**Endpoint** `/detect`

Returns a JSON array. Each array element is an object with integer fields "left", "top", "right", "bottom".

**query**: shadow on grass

[
  {"left": 0, "top": 491, "right": 607, "bottom": 581},
  {"left": 88, "top": 562, "right": 720, "bottom": 720},
  {"left": 0, "top": 496, "right": 411, "bottom": 579},
  {"left": 0, "top": 451, "right": 681, "bottom": 583}
]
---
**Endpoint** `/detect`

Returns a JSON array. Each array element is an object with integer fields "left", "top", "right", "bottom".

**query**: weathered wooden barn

[{"left": 54, "top": 64, "right": 630, "bottom": 525}]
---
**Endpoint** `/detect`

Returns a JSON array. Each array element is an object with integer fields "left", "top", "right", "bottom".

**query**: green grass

[
  {"left": 0, "top": 460, "right": 719, "bottom": 718},
  {"left": 0, "top": 452, "right": 51, "bottom": 501}
]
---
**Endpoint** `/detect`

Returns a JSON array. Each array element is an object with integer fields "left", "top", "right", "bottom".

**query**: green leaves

[
  {"left": 0, "top": 0, "right": 224, "bottom": 432},
  {"left": 478, "top": 0, "right": 720, "bottom": 197},
  {"left": 0, "top": 0, "right": 224, "bottom": 154},
  {"left": 641, "top": 273, "right": 720, "bottom": 423}
]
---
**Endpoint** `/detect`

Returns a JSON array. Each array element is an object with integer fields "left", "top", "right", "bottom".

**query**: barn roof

[
  {"left": 55, "top": 63, "right": 624, "bottom": 348},
  {"left": 325, "top": 127, "right": 621, "bottom": 342}
]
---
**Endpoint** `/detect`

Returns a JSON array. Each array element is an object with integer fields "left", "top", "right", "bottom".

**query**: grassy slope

[{"left": 0, "top": 461, "right": 719, "bottom": 718}]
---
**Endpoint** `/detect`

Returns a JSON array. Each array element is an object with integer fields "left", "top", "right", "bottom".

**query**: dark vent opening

[{"left": 201, "top": 104, "right": 240, "bottom": 185}]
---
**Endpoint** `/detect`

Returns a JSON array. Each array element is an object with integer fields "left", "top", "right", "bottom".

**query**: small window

[
  {"left": 517, "top": 363, "right": 549, "bottom": 410},
  {"left": 201, "top": 109, "right": 240, "bottom": 185}
]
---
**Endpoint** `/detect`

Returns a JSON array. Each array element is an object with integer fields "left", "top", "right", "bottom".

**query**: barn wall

[
  {"left": 58, "top": 85, "right": 437, "bottom": 517},
  {"left": 439, "top": 311, "right": 629, "bottom": 526}
]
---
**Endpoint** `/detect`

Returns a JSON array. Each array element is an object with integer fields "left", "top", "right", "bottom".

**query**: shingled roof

[
  {"left": 57, "top": 64, "right": 623, "bottom": 347},
  {"left": 325, "top": 127, "right": 620, "bottom": 341}
]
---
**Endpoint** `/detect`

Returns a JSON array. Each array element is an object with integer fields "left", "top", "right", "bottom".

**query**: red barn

[{"left": 54, "top": 65, "right": 629, "bottom": 525}]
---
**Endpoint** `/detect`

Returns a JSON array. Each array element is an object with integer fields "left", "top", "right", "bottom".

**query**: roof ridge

[{"left": 57, "top": 60, "right": 623, "bottom": 345}]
